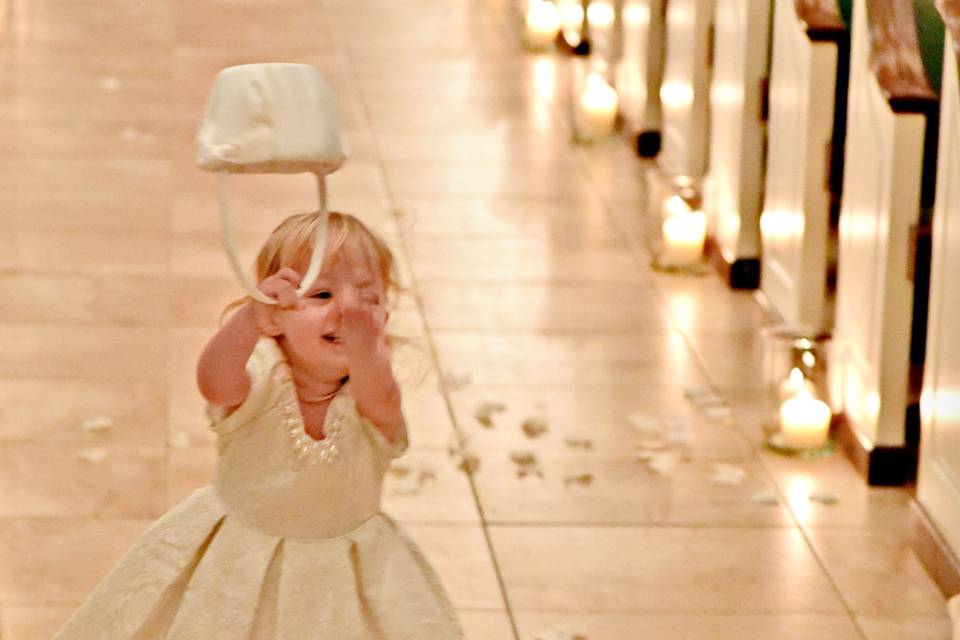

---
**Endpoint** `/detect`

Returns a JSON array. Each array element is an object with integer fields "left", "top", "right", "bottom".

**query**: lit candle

[
  {"left": 661, "top": 208, "right": 706, "bottom": 265},
  {"left": 576, "top": 72, "right": 618, "bottom": 140},
  {"left": 526, "top": 0, "right": 561, "bottom": 49},
  {"left": 586, "top": 0, "right": 615, "bottom": 30},
  {"left": 663, "top": 194, "right": 690, "bottom": 218},
  {"left": 779, "top": 367, "right": 817, "bottom": 401},
  {"left": 779, "top": 388, "right": 831, "bottom": 449},
  {"left": 558, "top": 0, "right": 585, "bottom": 43}
]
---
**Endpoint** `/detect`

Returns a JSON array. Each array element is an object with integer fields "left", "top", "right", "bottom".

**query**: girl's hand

[
  {"left": 340, "top": 295, "right": 387, "bottom": 354},
  {"left": 252, "top": 267, "right": 302, "bottom": 335}
]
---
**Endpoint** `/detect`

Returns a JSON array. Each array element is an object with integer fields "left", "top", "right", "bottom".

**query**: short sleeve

[
  {"left": 207, "top": 338, "right": 284, "bottom": 437},
  {"left": 360, "top": 413, "right": 409, "bottom": 459}
]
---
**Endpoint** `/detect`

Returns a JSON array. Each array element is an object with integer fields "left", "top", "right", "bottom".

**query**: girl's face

[{"left": 274, "top": 245, "right": 386, "bottom": 379}]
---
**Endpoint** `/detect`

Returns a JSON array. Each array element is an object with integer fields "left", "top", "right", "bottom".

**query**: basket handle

[{"left": 217, "top": 171, "right": 328, "bottom": 305}]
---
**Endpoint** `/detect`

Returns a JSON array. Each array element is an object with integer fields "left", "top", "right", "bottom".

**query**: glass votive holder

[{"left": 761, "top": 325, "right": 835, "bottom": 458}]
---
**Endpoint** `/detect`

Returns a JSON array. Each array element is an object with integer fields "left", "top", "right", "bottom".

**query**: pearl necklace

[{"left": 281, "top": 379, "right": 347, "bottom": 466}]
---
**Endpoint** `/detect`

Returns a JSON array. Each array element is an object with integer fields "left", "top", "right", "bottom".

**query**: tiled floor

[{"left": 0, "top": 0, "right": 953, "bottom": 639}]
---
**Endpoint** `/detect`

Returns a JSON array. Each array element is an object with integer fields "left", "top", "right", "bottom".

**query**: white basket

[{"left": 196, "top": 63, "right": 347, "bottom": 303}]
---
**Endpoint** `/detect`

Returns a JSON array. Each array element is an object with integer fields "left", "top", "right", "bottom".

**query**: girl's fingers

[
  {"left": 257, "top": 270, "right": 304, "bottom": 308},
  {"left": 275, "top": 267, "right": 303, "bottom": 287}
]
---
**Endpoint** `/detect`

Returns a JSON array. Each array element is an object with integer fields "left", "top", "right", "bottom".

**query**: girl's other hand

[{"left": 340, "top": 295, "right": 387, "bottom": 353}]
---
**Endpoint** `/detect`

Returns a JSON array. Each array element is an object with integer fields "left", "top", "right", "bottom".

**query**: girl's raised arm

[
  {"left": 197, "top": 267, "right": 303, "bottom": 409},
  {"left": 196, "top": 303, "right": 260, "bottom": 409}
]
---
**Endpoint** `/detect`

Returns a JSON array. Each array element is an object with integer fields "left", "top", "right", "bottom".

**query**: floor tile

[
  {"left": 0, "top": 273, "right": 170, "bottom": 326},
  {"left": 418, "top": 281, "right": 665, "bottom": 333},
  {"left": 806, "top": 529, "right": 947, "bottom": 616},
  {"left": 458, "top": 609, "right": 517, "bottom": 640},
  {"left": 761, "top": 451, "right": 914, "bottom": 534},
  {"left": 404, "top": 236, "right": 644, "bottom": 284},
  {"left": 431, "top": 331, "right": 704, "bottom": 387},
  {"left": 0, "top": 378, "right": 166, "bottom": 445},
  {"left": 403, "top": 523, "right": 505, "bottom": 610},
  {"left": 5, "top": 158, "right": 171, "bottom": 232},
  {"left": 856, "top": 615, "right": 953, "bottom": 640},
  {"left": 383, "top": 159, "right": 597, "bottom": 200},
  {"left": 0, "top": 518, "right": 151, "bottom": 602},
  {"left": 0, "top": 442, "right": 167, "bottom": 519},
  {"left": 1, "top": 604, "right": 76, "bottom": 640},
  {"left": 167, "top": 444, "right": 217, "bottom": 507},
  {"left": 490, "top": 525, "right": 844, "bottom": 612},
  {"left": 382, "top": 447, "right": 481, "bottom": 524},
  {"left": 515, "top": 611, "right": 863, "bottom": 640},
  {"left": 0, "top": 325, "right": 167, "bottom": 381},
  {"left": 394, "top": 196, "right": 618, "bottom": 244},
  {"left": 15, "top": 229, "right": 170, "bottom": 277},
  {"left": 447, "top": 384, "right": 744, "bottom": 457},
  {"left": 472, "top": 450, "right": 792, "bottom": 526}
]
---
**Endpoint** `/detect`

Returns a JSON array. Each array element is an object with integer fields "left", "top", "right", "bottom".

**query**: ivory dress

[{"left": 54, "top": 337, "right": 464, "bottom": 639}]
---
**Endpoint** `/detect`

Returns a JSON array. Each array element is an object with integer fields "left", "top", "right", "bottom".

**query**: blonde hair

[{"left": 222, "top": 211, "right": 403, "bottom": 322}]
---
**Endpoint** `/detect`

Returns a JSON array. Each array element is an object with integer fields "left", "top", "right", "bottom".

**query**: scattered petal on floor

[
  {"left": 456, "top": 454, "right": 481, "bottom": 475},
  {"left": 712, "top": 463, "right": 746, "bottom": 477},
  {"left": 389, "top": 464, "right": 412, "bottom": 479},
  {"left": 564, "top": 438, "right": 593, "bottom": 449},
  {"left": 703, "top": 404, "right": 733, "bottom": 420},
  {"left": 474, "top": 401, "right": 507, "bottom": 428},
  {"left": 447, "top": 432, "right": 471, "bottom": 457},
  {"left": 168, "top": 431, "right": 190, "bottom": 449},
  {"left": 751, "top": 491, "right": 780, "bottom": 505},
  {"left": 663, "top": 416, "right": 692, "bottom": 444},
  {"left": 707, "top": 472, "right": 745, "bottom": 486},
  {"left": 98, "top": 75, "right": 121, "bottom": 92},
  {"left": 120, "top": 126, "right": 155, "bottom": 142},
  {"left": 535, "top": 629, "right": 588, "bottom": 640},
  {"left": 627, "top": 411, "right": 661, "bottom": 435},
  {"left": 809, "top": 491, "right": 838, "bottom": 505},
  {"left": 81, "top": 416, "right": 114, "bottom": 432},
  {"left": 564, "top": 473, "right": 594, "bottom": 487},
  {"left": 78, "top": 448, "right": 108, "bottom": 463},
  {"left": 521, "top": 416, "right": 549, "bottom": 439},
  {"left": 517, "top": 467, "right": 544, "bottom": 479},
  {"left": 510, "top": 450, "right": 543, "bottom": 479},
  {"left": 684, "top": 387, "right": 726, "bottom": 408},
  {"left": 636, "top": 436, "right": 670, "bottom": 451},
  {"left": 645, "top": 451, "right": 678, "bottom": 476},
  {"left": 440, "top": 370, "right": 472, "bottom": 393},
  {"left": 510, "top": 451, "right": 538, "bottom": 466},
  {"left": 707, "top": 463, "right": 747, "bottom": 485},
  {"left": 389, "top": 466, "right": 437, "bottom": 496}
]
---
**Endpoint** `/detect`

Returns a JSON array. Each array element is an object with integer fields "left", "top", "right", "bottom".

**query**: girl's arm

[
  {"left": 196, "top": 303, "right": 260, "bottom": 409},
  {"left": 197, "top": 268, "right": 303, "bottom": 409},
  {"left": 341, "top": 303, "right": 403, "bottom": 443}
]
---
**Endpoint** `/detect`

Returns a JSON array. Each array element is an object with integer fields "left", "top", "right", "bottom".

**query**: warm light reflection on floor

[{"left": 784, "top": 474, "right": 815, "bottom": 523}]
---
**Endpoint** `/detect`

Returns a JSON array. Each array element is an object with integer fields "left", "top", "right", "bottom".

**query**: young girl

[{"left": 54, "top": 211, "right": 465, "bottom": 639}]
